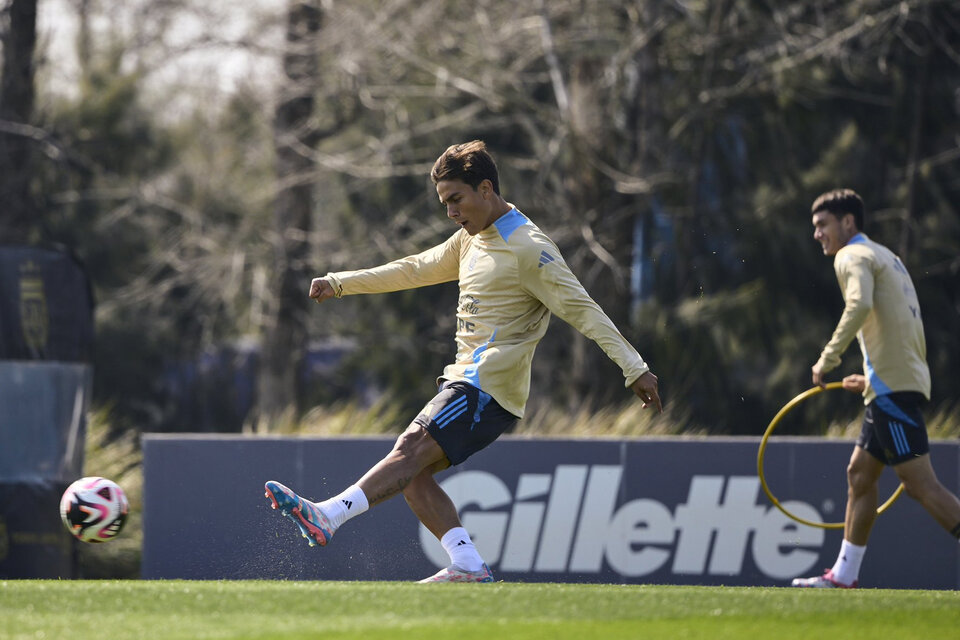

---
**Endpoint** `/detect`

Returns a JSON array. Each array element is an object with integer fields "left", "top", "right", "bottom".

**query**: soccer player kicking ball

[
  {"left": 791, "top": 189, "right": 960, "bottom": 589},
  {"left": 264, "top": 140, "right": 662, "bottom": 583}
]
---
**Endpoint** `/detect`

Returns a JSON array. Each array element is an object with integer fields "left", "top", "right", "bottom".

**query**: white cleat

[
  {"left": 791, "top": 569, "right": 857, "bottom": 588},
  {"left": 418, "top": 563, "right": 494, "bottom": 583}
]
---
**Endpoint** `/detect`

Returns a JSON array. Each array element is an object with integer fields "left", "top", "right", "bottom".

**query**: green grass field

[{"left": 2, "top": 580, "right": 958, "bottom": 640}]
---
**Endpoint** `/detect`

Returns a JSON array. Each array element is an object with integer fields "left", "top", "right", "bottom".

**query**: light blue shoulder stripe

[{"left": 493, "top": 208, "right": 529, "bottom": 242}]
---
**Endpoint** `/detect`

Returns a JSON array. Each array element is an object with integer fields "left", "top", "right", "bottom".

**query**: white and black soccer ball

[{"left": 59, "top": 476, "right": 129, "bottom": 543}]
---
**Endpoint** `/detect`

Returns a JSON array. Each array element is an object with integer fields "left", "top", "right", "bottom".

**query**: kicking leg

[
  {"left": 356, "top": 424, "right": 448, "bottom": 506},
  {"left": 265, "top": 423, "right": 447, "bottom": 547}
]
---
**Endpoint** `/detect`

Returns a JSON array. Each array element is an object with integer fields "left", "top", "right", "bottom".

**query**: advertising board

[{"left": 142, "top": 435, "right": 959, "bottom": 588}]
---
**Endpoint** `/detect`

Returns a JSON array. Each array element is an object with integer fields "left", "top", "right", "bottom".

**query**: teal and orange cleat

[
  {"left": 417, "top": 563, "right": 495, "bottom": 583},
  {"left": 264, "top": 481, "right": 335, "bottom": 547}
]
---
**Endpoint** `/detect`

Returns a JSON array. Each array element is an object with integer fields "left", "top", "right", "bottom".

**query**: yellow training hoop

[{"left": 757, "top": 382, "right": 904, "bottom": 529}]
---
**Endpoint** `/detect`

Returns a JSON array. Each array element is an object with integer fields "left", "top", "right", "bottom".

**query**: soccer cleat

[
  {"left": 791, "top": 569, "right": 857, "bottom": 589},
  {"left": 264, "top": 481, "right": 335, "bottom": 547},
  {"left": 417, "top": 563, "right": 495, "bottom": 583}
]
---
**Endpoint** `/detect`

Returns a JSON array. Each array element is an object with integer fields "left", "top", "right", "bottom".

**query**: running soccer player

[
  {"left": 791, "top": 188, "right": 960, "bottom": 588},
  {"left": 264, "top": 140, "right": 662, "bottom": 583}
]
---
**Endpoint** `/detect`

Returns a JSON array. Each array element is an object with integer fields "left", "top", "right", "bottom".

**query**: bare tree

[
  {"left": 257, "top": 0, "right": 323, "bottom": 425},
  {"left": 24, "top": 0, "right": 959, "bottom": 431},
  {"left": 0, "top": 0, "right": 38, "bottom": 243}
]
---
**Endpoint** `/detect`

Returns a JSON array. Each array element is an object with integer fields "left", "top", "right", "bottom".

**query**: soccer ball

[{"left": 59, "top": 476, "right": 129, "bottom": 543}]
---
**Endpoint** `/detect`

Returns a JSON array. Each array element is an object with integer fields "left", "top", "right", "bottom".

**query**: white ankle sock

[
  {"left": 317, "top": 485, "right": 369, "bottom": 530},
  {"left": 830, "top": 539, "right": 866, "bottom": 586},
  {"left": 440, "top": 527, "right": 484, "bottom": 573}
]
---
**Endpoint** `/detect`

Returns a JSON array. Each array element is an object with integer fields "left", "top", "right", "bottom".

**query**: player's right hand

[
  {"left": 309, "top": 277, "right": 335, "bottom": 303},
  {"left": 630, "top": 371, "right": 662, "bottom": 413},
  {"left": 811, "top": 362, "right": 826, "bottom": 388}
]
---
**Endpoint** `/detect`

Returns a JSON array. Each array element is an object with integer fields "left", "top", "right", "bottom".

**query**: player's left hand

[
  {"left": 630, "top": 371, "right": 662, "bottom": 413},
  {"left": 841, "top": 374, "right": 866, "bottom": 393}
]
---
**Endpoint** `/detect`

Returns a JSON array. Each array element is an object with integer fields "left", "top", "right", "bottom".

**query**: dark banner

[
  {"left": 0, "top": 362, "right": 90, "bottom": 484},
  {"left": 142, "top": 435, "right": 960, "bottom": 588},
  {"left": 0, "top": 481, "right": 76, "bottom": 579},
  {"left": 0, "top": 245, "right": 93, "bottom": 363},
  {"left": 0, "top": 361, "right": 89, "bottom": 577}
]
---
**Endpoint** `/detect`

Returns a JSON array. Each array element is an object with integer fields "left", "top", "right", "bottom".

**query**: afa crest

[{"left": 19, "top": 261, "right": 49, "bottom": 356}]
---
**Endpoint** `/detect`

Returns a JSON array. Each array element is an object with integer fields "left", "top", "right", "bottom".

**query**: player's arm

[
  {"left": 309, "top": 231, "right": 462, "bottom": 302},
  {"left": 519, "top": 241, "right": 660, "bottom": 412},
  {"left": 812, "top": 252, "right": 874, "bottom": 386}
]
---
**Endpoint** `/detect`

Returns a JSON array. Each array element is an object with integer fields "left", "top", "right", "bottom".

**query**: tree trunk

[
  {"left": 899, "top": 5, "right": 931, "bottom": 261},
  {"left": 257, "top": 0, "right": 322, "bottom": 427},
  {"left": 559, "top": 57, "right": 635, "bottom": 410},
  {"left": 0, "top": 0, "right": 38, "bottom": 243}
]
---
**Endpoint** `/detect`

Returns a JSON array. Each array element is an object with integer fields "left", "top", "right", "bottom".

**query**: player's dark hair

[
  {"left": 811, "top": 188, "right": 864, "bottom": 231},
  {"left": 430, "top": 140, "right": 501, "bottom": 195}
]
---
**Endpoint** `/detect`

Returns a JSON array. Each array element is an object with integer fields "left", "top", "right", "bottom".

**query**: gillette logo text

[{"left": 419, "top": 465, "right": 825, "bottom": 579}]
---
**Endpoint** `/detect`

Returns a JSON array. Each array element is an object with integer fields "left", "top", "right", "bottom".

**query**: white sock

[
  {"left": 317, "top": 485, "right": 369, "bottom": 530},
  {"left": 440, "top": 527, "right": 484, "bottom": 573},
  {"left": 830, "top": 539, "right": 866, "bottom": 586}
]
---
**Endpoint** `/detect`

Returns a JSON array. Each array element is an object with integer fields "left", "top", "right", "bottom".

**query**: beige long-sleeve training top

[
  {"left": 815, "top": 232, "right": 930, "bottom": 404},
  {"left": 324, "top": 207, "right": 650, "bottom": 417}
]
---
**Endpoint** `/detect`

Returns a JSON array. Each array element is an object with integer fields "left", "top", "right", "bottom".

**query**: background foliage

[{"left": 1, "top": 0, "right": 958, "bottom": 437}]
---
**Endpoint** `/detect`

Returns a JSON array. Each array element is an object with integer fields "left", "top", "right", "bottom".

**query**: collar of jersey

[
  {"left": 847, "top": 232, "right": 867, "bottom": 245},
  {"left": 483, "top": 207, "right": 526, "bottom": 242}
]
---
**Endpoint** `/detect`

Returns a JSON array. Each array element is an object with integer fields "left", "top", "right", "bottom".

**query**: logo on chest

[
  {"left": 458, "top": 295, "right": 480, "bottom": 334},
  {"left": 459, "top": 295, "right": 480, "bottom": 315}
]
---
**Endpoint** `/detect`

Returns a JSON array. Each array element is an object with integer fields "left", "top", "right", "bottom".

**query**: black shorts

[
  {"left": 414, "top": 380, "right": 519, "bottom": 466},
  {"left": 856, "top": 392, "right": 929, "bottom": 465}
]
